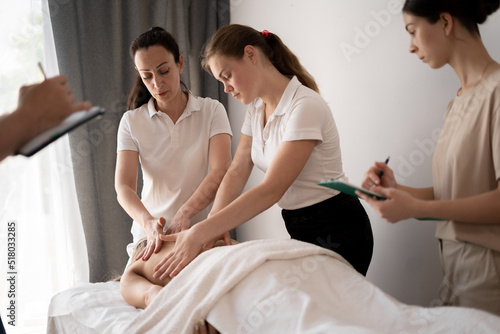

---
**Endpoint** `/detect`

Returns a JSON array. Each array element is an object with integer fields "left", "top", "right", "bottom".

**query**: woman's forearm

[
  {"left": 194, "top": 181, "right": 284, "bottom": 242},
  {"left": 416, "top": 186, "right": 500, "bottom": 224},
  {"left": 116, "top": 185, "right": 154, "bottom": 227},
  {"left": 178, "top": 133, "right": 232, "bottom": 220},
  {"left": 0, "top": 111, "right": 33, "bottom": 160},
  {"left": 397, "top": 185, "right": 434, "bottom": 200},
  {"left": 198, "top": 139, "right": 316, "bottom": 240},
  {"left": 177, "top": 168, "right": 227, "bottom": 220},
  {"left": 210, "top": 164, "right": 253, "bottom": 216},
  {"left": 210, "top": 133, "right": 254, "bottom": 216}
]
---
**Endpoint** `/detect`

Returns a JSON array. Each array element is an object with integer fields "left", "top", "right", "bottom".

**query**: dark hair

[
  {"left": 403, "top": 0, "right": 500, "bottom": 34},
  {"left": 201, "top": 24, "right": 319, "bottom": 93},
  {"left": 127, "top": 27, "right": 187, "bottom": 110}
]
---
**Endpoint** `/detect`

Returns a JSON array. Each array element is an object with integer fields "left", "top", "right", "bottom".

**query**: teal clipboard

[
  {"left": 18, "top": 106, "right": 105, "bottom": 157},
  {"left": 318, "top": 179, "right": 386, "bottom": 200},
  {"left": 319, "top": 180, "right": 445, "bottom": 221}
]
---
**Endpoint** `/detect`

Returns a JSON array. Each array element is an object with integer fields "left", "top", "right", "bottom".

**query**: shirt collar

[
  {"left": 147, "top": 91, "right": 200, "bottom": 119},
  {"left": 275, "top": 76, "right": 301, "bottom": 116},
  {"left": 255, "top": 76, "right": 301, "bottom": 116}
]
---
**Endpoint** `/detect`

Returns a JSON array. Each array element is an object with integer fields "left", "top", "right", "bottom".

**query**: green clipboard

[
  {"left": 318, "top": 179, "right": 386, "bottom": 200},
  {"left": 319, "top": 179, "right": 445, "bottom": 221}
]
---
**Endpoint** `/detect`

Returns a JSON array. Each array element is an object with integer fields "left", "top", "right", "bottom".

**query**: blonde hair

[
  {"left": 110, "top": 238, "right": 148, "bottom": 283},
  {"left": 202, "top": 24, "right": 319, "bottom": 93},
  {"left": 131, "top": 238, "right": 148, "bottom": 261}
]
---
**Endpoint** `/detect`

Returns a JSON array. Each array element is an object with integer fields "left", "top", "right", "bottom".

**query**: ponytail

[{"left": 202, "top": 24, "right": 319, "bottom": 93}]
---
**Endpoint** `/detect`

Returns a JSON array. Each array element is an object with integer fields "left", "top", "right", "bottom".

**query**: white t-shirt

[
  {"left": 117, "top": 92, "right": 232, "bottom": 243},
  {"left": 241, "top": 76, "right": 345, "bottom": 210}
]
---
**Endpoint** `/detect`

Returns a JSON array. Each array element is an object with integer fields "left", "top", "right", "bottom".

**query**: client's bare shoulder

[{"left": 125, "top": 238, "right": 238, "bottom": 287}]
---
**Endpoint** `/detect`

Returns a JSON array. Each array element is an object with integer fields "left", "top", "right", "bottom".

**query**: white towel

[{"left": 125, "top": 239, "right": 347, "bottom": 333}]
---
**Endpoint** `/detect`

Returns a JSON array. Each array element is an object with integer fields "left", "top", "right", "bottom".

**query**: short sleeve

[
  {"left": 117, "top": 113, "right": 138, "bottom": 152},
  {"left": 241, "top": 106, "right": 254, "bottom": 137},
  {"left": 209, "top": 102, "right": 233, "bottom": 138},
  {"left": 282, "top": 96, "right": 327, "bottom": 142}
]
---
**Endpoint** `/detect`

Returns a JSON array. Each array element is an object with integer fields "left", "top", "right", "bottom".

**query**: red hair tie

[{"left": 260, "top": 30, "right": 271, "bottom": 41}]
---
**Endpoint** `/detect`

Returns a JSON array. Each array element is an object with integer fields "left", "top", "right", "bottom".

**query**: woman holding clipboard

[
  {"left": 359, "top": 0, "right": 500, "bottom": 316},
  {"left": 155, "top": 24, "right": 373, "bottom": 277}
]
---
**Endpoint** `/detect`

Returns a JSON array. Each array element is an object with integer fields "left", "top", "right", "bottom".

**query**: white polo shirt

[
  {"left": 241, "top": 76, "right": 345, "bottom": 210},
  {"left": 117, "top": 92, "right": 232, "bottom": 242}
]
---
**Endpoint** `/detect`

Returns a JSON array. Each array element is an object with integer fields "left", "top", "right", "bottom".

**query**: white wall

[{"left": 228, "top": 0, "right": 500, "bottom": 306}]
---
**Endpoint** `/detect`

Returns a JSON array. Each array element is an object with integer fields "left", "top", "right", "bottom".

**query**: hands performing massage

[
  {"left": 120, "top": 237, "right": 238, "bottom": 333},
  {"left": 115, "top": 238, "right": 500, "bottom": 333},
  {"left": 118, "top": 18, "right": 373, "bottom": 293},
  {"left": 115, "top": 0, "right": 500, "bottom": 322},
  {"left": 145, "top": 22, "right": 374, "bottom": 282},
  {"left": 120, "top": 237, "right": 238, "bottom": 310},
  {"left": 113, "top": 1, "right": 500, "bottom": 332},
  {"left": 115, "top": 27, "right": 233, "bottom": 267}
]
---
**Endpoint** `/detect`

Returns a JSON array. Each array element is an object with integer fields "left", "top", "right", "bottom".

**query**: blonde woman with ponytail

[{"left": 155, "top": 24, "right": 374, "bottom": 279}]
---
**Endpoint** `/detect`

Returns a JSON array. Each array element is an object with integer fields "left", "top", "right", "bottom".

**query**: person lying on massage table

[{"left": 120, "top": 237, "right": 237, "bottom": 332}]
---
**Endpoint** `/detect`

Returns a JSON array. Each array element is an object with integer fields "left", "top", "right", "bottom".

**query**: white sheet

[{"left": 48, "top": 239, "right": 500, "bottom": 333}]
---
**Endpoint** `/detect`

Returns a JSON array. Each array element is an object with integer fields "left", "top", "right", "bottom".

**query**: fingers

[
  {"left": 166, "top": 258, "right": 188, "bottom": 278},
  {"left": 356, "top": 186, "right": 390, "bottom": 206},
  {"left": 154, "top": 253, "right": 178, "bottom": 279},
  {"left": 366, "top": 166, "right": 384, "bottom": 187},
  {"left": 356, "top": 190, "right": 377, "bottom": 204},
  {"left": 223, "top": 231, "right": 231, "bottom": 245},
  {"left": 361, "top": 167, "right": 380, "bottom": 189},
  {"left": 159, "top": 233, "right": 177, "bottom": 242},
  {"left": 153, "top": 250, "right": 187, "bottom": 279},
  {"left": 356, "top": 187, "right": 402, "bottom": 223},
  {"left": 71, "top": 101, "right": 92, "bottom": 112},
  {"left": 154, "top": 234, "right": 163, "bottom": 254},
  {"left": 362, "top": 160, "right": 394, "bottom": 188},
  {"left": 49, "top": 74, "right": 68, "bottom": 85},
  {"left": 153, "top": 254, "right": 171, "bottom": 278},
  {"left": 149, "top": 217, "right": 166, "bottom": 254},
  {"left": 134, "top": 247, "right": 146, "bottom": 261},
  {"left": 142, "top": 242, "right": 155, "bottom": 261}
]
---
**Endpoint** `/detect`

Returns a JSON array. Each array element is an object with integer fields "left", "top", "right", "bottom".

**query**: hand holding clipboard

[{"left": 14, "top": 63, "right": 104, "bottom": 157}]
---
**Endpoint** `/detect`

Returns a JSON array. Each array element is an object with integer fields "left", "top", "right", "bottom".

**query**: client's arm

[
  {"left": 121, "top": 239, "right": 236, "bottom": 308},
  {"left": 120, "top": 263, "right": 163, "bottom": 309}
]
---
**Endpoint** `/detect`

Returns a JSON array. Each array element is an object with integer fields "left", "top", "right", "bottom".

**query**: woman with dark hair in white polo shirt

[
  {"left": 115, "top": 27, "right": 232, "bottom": 264},
  {"left": 154, "top": 24, "right": 374, "bottom": 279}
]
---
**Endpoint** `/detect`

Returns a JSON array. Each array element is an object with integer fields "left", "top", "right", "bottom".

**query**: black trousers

[
  {"left": 1, "top": 316, "right": 5, "bottom": 334},
  {"left": 282, "top": 192, "right": 374, "bottom": 275}
]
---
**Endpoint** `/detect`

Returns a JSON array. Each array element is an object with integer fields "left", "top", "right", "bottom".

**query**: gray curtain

[{"left": 49, "top": 0, "right": 230, "bottom": 282}]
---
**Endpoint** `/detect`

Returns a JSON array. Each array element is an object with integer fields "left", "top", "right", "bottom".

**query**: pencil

[{"left": 38, "top": 62, "right": 47, "bottom": 79}]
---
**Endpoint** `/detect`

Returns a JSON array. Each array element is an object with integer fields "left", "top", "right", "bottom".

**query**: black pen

[{"left": 378, "top": 156, "right": 390, "bottom": 179}]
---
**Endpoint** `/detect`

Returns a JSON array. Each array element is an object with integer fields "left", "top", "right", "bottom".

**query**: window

[{"left": 0, "top": 0, "right": 88, "bottom": 332}]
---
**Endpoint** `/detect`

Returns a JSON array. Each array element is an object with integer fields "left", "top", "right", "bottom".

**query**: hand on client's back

[{"left": 154, "top": 228, "right": 205, "bottom": 279}]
